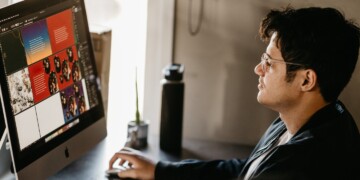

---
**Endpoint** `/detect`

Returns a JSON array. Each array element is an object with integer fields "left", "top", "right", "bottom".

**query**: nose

[{"left": 254, "top": 62, "right": 264, "bottom": 76}]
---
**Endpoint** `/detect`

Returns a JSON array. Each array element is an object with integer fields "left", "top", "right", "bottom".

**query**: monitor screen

[{"left": 0, "top": 0, "right": 106, "bottom": 178}]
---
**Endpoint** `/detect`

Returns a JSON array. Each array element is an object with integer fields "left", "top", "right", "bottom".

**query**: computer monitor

[
  {"left": 1, "top": 97, "right": 11, "bottom": 179},
  {"left": 0, "top": 0, "right": 107, "bottom": 179},
  {"left": 0, "top": 104, "right": 4, "bottom": 148}
]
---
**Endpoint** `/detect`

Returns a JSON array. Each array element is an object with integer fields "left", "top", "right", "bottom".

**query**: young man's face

[{"left": 254, "top": 33, "right": 301, "bottom": 111}]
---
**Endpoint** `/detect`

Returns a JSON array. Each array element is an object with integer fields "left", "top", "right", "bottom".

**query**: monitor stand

[{"left": 0, "top": 130, "right": 15, "bottom": 180}]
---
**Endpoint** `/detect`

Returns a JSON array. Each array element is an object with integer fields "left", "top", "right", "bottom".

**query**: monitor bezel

[
  {"left": 0, "top": 0, "right": 106, "bottom": 176},
  {"left": 0, "top": 100, "right": 4, "bottom": 148}
]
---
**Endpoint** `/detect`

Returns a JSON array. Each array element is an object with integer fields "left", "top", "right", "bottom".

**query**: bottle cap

[{"left": 163, "top": 64, "right": 184, "bottom": 81}]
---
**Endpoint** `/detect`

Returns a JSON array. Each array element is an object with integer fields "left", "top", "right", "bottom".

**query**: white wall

[
  {"left": 161, "top": 0, "right": 360, "bottom": 145},
  {"left": 0, "top": 0, "right": 8, "bottom": 8},
  {"left": 144, "top": 0, "right": 175, "bottom": 136},
  {"left": 84, "top": 0, "right": 149, "bottom": 139}
]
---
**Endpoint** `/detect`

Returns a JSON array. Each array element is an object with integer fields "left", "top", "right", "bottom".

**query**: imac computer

[
  {"left": 0, "top": 104, "right": 4, "bottom": 147},
  {"left": 1, "top": 95, "right": 11, "bottom": 179},
  {"left": 0, "top": 0, "right": 107, "bottom": 179}
]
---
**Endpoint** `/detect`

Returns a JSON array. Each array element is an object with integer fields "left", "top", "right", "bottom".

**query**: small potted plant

[{"left": 125, "top": 68, "right": 148, "bottom": 149}]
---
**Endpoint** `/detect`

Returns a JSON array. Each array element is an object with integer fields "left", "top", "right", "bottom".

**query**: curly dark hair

[{"left": 259, "top": 7, "right": 360, "bottom": 102}]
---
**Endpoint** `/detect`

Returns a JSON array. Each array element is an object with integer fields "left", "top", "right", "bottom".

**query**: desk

[{"left": 51, "top": 134, "right": 254, "bottom": 179}]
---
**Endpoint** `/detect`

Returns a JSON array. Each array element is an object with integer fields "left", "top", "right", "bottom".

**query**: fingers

[
  {"left": 108, "top": 150, "right": 139, "bottom": 169},
  {"left": 118, "top": 168, "right": 137, "bottom": 179},
  {"left": 109, "top": 154, "right": 119, "bottom": 169},
  {"left": 118, "top": 159, "right": 126, "bottom": 166},
  {"left": 128, "top": 162, "right": 133, "bottom": 168},
  {"left": 116, "top": 147, "right": 133, "bottom": 167},
  {"left": 117, "top": 164, "right": 154, "bottom": 180},
  {"left": 108, "top": 148, "right": 156, "bottom": 180}
]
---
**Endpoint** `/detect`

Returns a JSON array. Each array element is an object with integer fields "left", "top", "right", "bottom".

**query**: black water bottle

[{"left": 160, "top": 64, "right": 185, "bottom": 154}]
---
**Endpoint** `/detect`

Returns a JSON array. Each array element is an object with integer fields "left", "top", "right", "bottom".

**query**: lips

[{"left": 258, "top": 79, "right": 264, "bottom": 89}]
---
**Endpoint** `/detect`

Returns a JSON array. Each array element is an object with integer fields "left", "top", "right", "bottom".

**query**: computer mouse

[{"left": 105, "top": 168, "right": 122, "bottom": 179}]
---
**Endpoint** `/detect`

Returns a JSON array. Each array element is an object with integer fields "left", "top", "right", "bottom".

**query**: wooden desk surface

[{"left": 51, "top": 134, "right": 254, "bottom": 179}]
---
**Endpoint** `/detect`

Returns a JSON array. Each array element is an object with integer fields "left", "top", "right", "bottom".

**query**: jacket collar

[{"left": 287, "top": 100, "right": 344, "bottom": 144}]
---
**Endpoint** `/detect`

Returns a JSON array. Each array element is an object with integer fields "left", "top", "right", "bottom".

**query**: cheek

[
  {"left": 263, "top": 75, "right": 287, "bottom": 93},
  {"left": 264, "top": 69, "right": 287, "bottom": 85},
  {"left": 263, "top": 74, "right": 278, "bottom": 87}
]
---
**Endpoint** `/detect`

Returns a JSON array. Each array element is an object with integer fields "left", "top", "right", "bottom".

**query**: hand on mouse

[{"left": 109, "top": 147, "right": 155, "bottom": 180}]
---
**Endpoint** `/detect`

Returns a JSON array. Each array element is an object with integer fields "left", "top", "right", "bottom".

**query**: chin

[
  {"left": 257, "top": 93, "right": 264, "bottom": 104},
  {"left": 257, "top": 92, "right": 268, "bottom": 105},
  {"left": 257, "top": 97, "right": 265, "bottom": 105}
]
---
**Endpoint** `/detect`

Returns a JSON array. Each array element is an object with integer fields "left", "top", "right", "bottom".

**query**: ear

[{"left": 300, "top": 69, "right": 317, "bottom": 92}]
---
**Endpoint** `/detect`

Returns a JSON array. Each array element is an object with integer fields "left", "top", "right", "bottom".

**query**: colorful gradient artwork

[
  {"left": 21, "top": 20, "right": 53, "bottom": 65},
  {"left": 47, "top": 9, "right": 75, "bottom": 53}
]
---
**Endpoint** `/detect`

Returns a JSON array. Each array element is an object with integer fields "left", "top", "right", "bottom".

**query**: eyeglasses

[{"left": 260, "top": 53, "right": 305, "bottom": 72}]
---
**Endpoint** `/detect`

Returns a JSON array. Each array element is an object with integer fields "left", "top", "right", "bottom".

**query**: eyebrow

[{"left": 265, "top": 52, "right": 283, "bottom": 61}]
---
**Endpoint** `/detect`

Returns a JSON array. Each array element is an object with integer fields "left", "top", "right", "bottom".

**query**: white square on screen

[
  {"left": 15, "top": 106, "right": 41, "bottom": 150},
  {"left": 36, "top": 93, "right": 64, "bottom": 136}
]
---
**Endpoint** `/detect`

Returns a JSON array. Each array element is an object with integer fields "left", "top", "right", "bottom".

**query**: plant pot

[{"left": 126, "top": 121, "right": 148, "bottom": 149}]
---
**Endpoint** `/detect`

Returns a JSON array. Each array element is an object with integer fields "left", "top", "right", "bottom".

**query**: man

[{"left": 109, "top": 7, "right": 360, "bottom": 180}]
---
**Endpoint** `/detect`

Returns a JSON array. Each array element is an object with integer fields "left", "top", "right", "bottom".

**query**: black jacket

[{"left": 155, "top": 101, "right": 360, "bottom": 180}]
